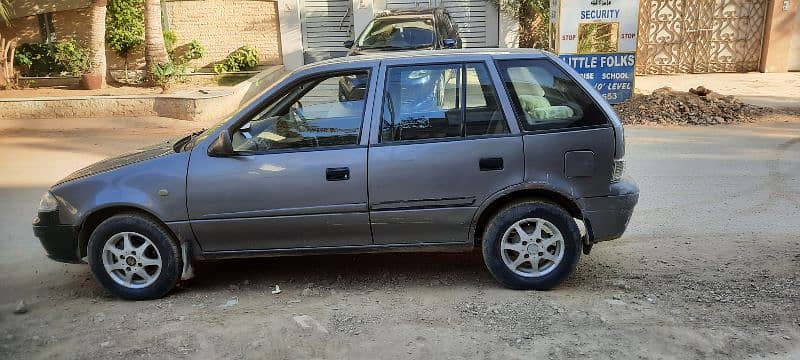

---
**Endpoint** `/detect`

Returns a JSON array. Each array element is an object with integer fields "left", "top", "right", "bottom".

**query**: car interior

[
  {"left": 232, "top": 73, "right": 368, "bottom": 152},
  {"left": 381, "top": 65, "right": 507, "bottom": 142},
  {"left": 504, "top": 66, "right": 584, "bottom": 128}
]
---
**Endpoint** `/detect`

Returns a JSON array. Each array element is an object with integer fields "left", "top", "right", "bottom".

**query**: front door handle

[
  {"left": 326, "top": 167, "right": 350, "bottom": 181},
  {"left": 479, "top": 157, "right": 504, "bottom": 171}
]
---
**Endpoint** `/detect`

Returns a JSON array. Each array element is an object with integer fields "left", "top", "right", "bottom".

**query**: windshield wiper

[{"left": 174, "top": 128, "right": 207, "bottom": 152}]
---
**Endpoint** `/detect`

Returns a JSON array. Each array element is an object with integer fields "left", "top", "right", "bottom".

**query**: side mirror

[
  {"left": 208, "top": 130, "right": 234, "bottom": 157},
  {"left": 343, "top": 40, "right": 354, "bottom": 49},
  {"left": 443, "top": 38, "right": 457, "bottom": 48}
]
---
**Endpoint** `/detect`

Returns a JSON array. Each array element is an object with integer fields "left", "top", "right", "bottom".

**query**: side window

[
  {"left": 465, "top": 63, "right": 508, "bottom": 136},
  {"left": 381, "top": 64, "right": 462, "bottom": 142},
  {"left": 497, "top": 59, "right": 608, "bottom": 131},
  {"left": 380, "top": 62, "right": 508, "bottom": 142},
  {"left": 232, "top": 70, "right": 369, "bottom": 152}
]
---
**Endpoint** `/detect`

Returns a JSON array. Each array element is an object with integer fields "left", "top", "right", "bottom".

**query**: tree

[
  {"left": 106, "top": 0, "right": 144, "bottom": 79},
  {"left": 1, "top": 0, "right": 15, "bottom": 88},
  {"left": 144, "top": 0, "right": 168, "bottom": 74},
  {"left": 1, "top": 0, "right": 12, "bottom": 26},
  {"left": 487, "top": 0, "right": 550, "bottom": 49},
  {"left": 1, "top": 33, "right": 16, "bottom": 87},
  {"left": 86, "top": 0, "right": 108, "bottom": 87}
]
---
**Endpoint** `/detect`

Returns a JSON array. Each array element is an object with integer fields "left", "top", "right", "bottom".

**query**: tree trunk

[
  {"left": 86, "top": 0, "right": 108, "bottom": 87},
  {"left": 144, "top": 0, "right": 169, "bottom": 71}
]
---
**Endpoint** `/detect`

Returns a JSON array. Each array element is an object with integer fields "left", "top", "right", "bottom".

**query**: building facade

[
  {"left": 635, "top": 0, "right": 799, "bottom": 74},
  {"left": 1, "top": 0, "right": 796, "bottom": 74}
]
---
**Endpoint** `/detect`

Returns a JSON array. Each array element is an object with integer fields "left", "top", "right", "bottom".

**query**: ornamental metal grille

[{"left": 636, "top": 0, "right": 768, "bottom": 74}]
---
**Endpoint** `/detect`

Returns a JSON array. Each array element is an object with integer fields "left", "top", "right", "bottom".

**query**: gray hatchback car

[{"left": 33, "top": 49, "right": 638, "bottom": 300}]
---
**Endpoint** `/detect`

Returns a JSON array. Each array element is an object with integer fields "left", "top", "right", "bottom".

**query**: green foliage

[
  {"left": 53, "top": 38, "right": 90, "bottom": 76},
  {"left": 15, "top": 43, "right": 59, "bottom": 76},
  {"left": 486, "top": 0, "right": 550, "bottom": 49},
  {"left": 15, "top": 39, "right": 90, "bottom": 77},
  {"left": 214, "top": 46, "right": 259, "bottom": 74},
  {"left": 183, "top": 40, "right": 206, "bottom": 62},
  {"left": 170, "top": 38, "right": 206, "bottom": 65},
  {"left": 150, "top": 61, "right": 185, "bottom": 90},
  {"left": 1, "top": 0, "right": 13, "bottom": 26},
  {"left": 163, "top": 30, "right": 177, "bottom": 53},
  {"left": 106, "top": 0, "right": 145, "bottom": 58}
]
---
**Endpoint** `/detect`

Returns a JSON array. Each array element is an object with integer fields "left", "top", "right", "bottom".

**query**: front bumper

[
  {"left": 580, "top": 178, "right": 639, "bottom": 243},
  {"left": 32, "top": 211, "right": 81, "bottom": 263}
]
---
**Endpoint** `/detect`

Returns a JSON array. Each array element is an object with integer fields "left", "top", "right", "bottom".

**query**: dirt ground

[{"left": 0, "top": 114, "right": 799, "bottom": 359}]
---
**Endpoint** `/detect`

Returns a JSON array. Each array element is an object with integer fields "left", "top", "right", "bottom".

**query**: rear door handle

[
  {"left": 326, "top": 167, "right": 350, "bottom": 181},
  {"left": 479, "top": 157, "right": 504, "bottom": 171}
]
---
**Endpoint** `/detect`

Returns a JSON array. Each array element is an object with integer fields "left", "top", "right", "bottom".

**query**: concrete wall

[
  {"left": 790, "top": 4, "right": 800, "bottom": 71},
  {"left": 1, "top": 1, "right": 283, "bottom": 73},
  {"left": 165, "top": 0, "right": 283, "bottom": 69},
  {"left": 760, "top": 0, "right": 799, "bottom": 72}
]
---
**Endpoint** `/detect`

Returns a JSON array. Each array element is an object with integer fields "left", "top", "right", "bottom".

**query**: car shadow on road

[{"left": 184, "top": 251, "right": 497, "bottom": 293}]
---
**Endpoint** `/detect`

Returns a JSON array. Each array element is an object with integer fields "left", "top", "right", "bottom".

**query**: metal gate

[
  {"left": 636, "top": 0, "right": 768, "bottom": 74},
  {"left": 301, "top": 0, "right": 354, "bottom": 64}
]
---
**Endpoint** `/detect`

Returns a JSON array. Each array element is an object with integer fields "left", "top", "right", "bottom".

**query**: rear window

[
  {"left": 356, "top": 17, "right": 435, "bottom": 50},
  {"left": 497, "top": 59, "right": 608, "bottom": 132}
]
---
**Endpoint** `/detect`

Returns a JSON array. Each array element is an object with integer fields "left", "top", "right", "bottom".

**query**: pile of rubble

[{"left": 613, "top": 86, "right": 772, "bottom": 125}]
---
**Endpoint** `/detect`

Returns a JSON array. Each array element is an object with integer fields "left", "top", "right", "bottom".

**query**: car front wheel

[
  {"left": 482, "top": 201, "right": 581, "bottom": 290},
  {"left": 87, "top": 213, "right": 181, "bottom": 300}
]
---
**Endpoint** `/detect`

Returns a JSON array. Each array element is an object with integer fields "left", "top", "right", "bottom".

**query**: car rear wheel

[
  {"left": 87, "top": 213, "right": 181, "bottom": 300},
  {"left": 482, "top": 201, "right": 581, "bottom": 290}
]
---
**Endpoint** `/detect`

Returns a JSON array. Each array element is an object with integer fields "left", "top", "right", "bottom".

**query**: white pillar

[
  {"left": 278, "top": 0, "right": 305, "bottom": 69},
  {"left": 485, "top": 3, "right": 500, "bottom": 47},
  {"left": 352, "top": 0, "right": 376, "bottom": 39},
  {"left": 498, "top": 3, "right": 519, "bottom": 48}
]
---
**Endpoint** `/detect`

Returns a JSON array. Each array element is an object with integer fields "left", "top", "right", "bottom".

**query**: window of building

[{"left": 37, "top": 13, "right": 55, "bottom": 43}]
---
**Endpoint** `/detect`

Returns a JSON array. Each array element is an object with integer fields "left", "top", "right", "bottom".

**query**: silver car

[{"left": 33, "top": 49, "right": 638, "bottom": 300}]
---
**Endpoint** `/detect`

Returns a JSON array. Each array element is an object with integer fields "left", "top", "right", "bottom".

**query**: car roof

[
  {"left": 376, "top": 7, "right": 440, "bottom": 17},
  {"left": 299, "top": 48, "right": 551, "bottom": 70}
]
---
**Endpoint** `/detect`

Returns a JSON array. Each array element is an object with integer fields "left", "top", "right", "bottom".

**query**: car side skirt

[{"left": 195, "top": 241, "right": 475, "bottom": 260}]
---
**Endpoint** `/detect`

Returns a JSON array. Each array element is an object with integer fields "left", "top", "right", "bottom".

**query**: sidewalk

[{"left": 634, "top": 72, "right": 800, "bottom": 110}]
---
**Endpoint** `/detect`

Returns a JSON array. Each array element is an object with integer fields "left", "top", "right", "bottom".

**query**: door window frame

[
  {"left": 369, "top": 59, "right": 520, "bottom": 147},
  {"left": 217, "top": 67, "right": 378, "bottom": 156}
]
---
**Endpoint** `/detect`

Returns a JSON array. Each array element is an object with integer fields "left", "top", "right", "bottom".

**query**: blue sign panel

[{"left": 559, "top": 53, "right": 635, "bottom": 104}]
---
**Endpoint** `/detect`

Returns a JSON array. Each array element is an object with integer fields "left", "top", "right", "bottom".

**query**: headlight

[
  {"left": 38, "top": 191, "right": 58, "bottom": 212},
  {"left": 611, "top": 158, "right": 625, "bottom": 182}
]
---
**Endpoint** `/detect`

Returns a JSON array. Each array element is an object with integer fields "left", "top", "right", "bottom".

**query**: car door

[
  {"left": 367, "top": 59, "right": 524, "bottom": 245},
  {"left": 187, "top": 68, "right": 376, "bottom": 252}
]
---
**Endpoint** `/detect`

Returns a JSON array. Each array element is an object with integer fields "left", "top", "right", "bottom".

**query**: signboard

[{"left": 550, "top": 0, "right": 639, "bottom": 103}]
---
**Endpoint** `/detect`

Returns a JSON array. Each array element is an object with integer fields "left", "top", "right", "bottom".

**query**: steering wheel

[{"left": 289, "top": 104, "right": 307, "bottom": 125}]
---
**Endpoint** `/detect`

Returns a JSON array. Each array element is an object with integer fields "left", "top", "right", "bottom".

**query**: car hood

[{"left": 55, "top": 140, "right": 176, "bottom": 186}]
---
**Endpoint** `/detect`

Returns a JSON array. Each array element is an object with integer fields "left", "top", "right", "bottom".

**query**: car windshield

[{"left": 356, "top": 16, "right": 435, "bottom": 50}]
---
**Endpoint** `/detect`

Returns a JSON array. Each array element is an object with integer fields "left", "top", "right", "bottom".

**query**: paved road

[{"left": 0, "top": 117, "right": 798, "bottom": 359}]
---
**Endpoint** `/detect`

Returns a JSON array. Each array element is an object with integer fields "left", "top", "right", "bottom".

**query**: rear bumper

[
  {"left": 32, "top": 211, "right": 81, "bottom": 263},
  {"left": 580, "top": 178, "right": 639, "bottom": 243}
]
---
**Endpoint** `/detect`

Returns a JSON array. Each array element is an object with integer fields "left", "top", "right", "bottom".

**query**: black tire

[
  {"left": 481, "top": 201, "right": 581, "bottom": 290},
  {"left": 87, "top": 213, "right": 181, "bottom": 300}
]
